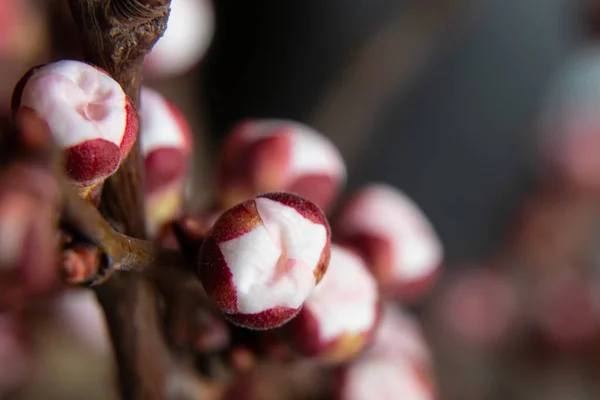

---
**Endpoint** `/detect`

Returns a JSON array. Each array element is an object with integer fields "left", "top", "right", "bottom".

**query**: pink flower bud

[
  {"left": 144, "top": 0, "right": 214, "bottom": 77},
  {"left": 198, "top": 192, "right": 331, "bottom": 330},
  {"left": 338, "top": 358, "right": 434, "bottom": 400},
  {"left": 0, "top": 175, "right": 59, "bottom": 307},
  {"left": 11, "top": 60, "right": 138, "bottom": 198},
  {"left": 0, "top": 313, "right": 31, "bottom": 395},
  {"left": 218, "top": 119, "right": 346, "bottom": 211},
  {"left": 532, "top": 271, "right": 600, "bottom": 351},
  {"left": 337, "top": 306, "right": 435, "bottom": 400},
  {"left": 367, "top": 305, "right": 431, "bottom": 365},
  {"left": 139, "top": 87, "right": 192, "bottom": 237},
  {"left": 433, "top": 268, "right": 519, "bottom": 349},
  {"left": 287, "top": 244, "right": 379, "bottom": 363},
  {"left": 333, "top": 184, "right": 442, "bottom": 301}
]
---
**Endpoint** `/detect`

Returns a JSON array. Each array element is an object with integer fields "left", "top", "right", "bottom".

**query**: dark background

[{"left": 202, "top": 0, "right": 585, "bottom": 262}]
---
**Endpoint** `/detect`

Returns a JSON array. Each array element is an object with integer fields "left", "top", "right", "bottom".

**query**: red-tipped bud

[
  {"left": 139, "top": 87, "right": 193, "bottom": 237},
  {"left": 198, "top": 192, "right": 331, "bottom": 330},
  {"left": 333, "top": 184, "right": 442, "bottom": 301},
  {"left": 532, "top": 271, "right": 600, "bottom": 351},
  {"left": 287, "top": 244, "right": 379, "bottom": 363},
  {"left": 144, "top": 0, "right": 214, "bottom": 77},
  {"left": 11, "top": 60, "right": 138, "bottom": 198},
  {"left": 218, "top": 119, "right": 346, "bottom": 211},
  {"left": 433, "top": 268, "right": 519, "bottom": 349}
]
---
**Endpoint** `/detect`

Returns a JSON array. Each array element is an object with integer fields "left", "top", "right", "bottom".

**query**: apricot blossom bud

[
  {"left": 333, "top": 184, "right": 442, "bottom": 301},
  {"left": 144, "top": 0, "right": 214, "bottom": 77},
  {"left": 337, "top": 306, "right": 435, "bottom": 400},
  {"left": 532, "top": 271, "right": 600, "bottom": 351},
  {"left": 338, "top": 357, "right": 435, "bottom": 400},
  {"left": 0, "top": 313, "right": 31, "bottom": 395},
  {"left": 368, "top": 305, "right": 431, "bottom": 365},
  {"left": 218, "top": 119, "right": 346, "bottom": 211},
  {"left": 11, "top": 60, "right": 138, "bottom": 199},
  {"left": 433, "top": 268, "right": 519, "bottom": 349},
  {"left": 287, "top": 244, "right": 379, "bottom": 363},
  {"left": 139, "top": 87, "right": 192, "bottom": 237},
  {"left": 198, "top": 192, "right": 331, "bottom": 330}
]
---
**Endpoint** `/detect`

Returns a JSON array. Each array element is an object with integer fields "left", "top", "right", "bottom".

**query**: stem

[{"left": 66, "top": 1, "right": 172, "bottom": 398}]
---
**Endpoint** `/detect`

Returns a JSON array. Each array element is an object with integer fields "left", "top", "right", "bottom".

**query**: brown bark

[{"left": 65, "top": 1, "right": 172, "bottom": 398}]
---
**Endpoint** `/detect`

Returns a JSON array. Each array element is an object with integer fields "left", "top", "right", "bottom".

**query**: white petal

[
  {"left": 21, "top": 60, "right": 128, "bottom": 148},
  {"left": 306, "top": 245, "right": 378, "bottom": 341},
  {"left": 139, "top": 87, "right": 187, "bottom": 155},
  {"left": 343, "top": 358, "right": 432, "bottom": 400}
]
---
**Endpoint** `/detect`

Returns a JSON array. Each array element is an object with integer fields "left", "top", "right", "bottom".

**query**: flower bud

[
  {"left": 139, "top": 87, "right": 192, "bottom": 237},
  {"left": 337, "top": 305, "right": 435, "bottom": 400},
  {"left": 218, "top": 119, "right": 346, "bottom": 211},
  {"left": 287, "top": 244, "right": 379, "bottom": 363},
  {"left": 333, "top": 184, "right": 442, "bottom": 301},
  {"left": 11, "top": 60, "right": 138, "bottom": 199},
  {"left": 198, "top": 192, "right": 331, "bottom": 330},
  {"left": 144, "top": 0, "right": 214, "bottom": 77},
  {"left": 433, "top": 268, "right": 519, "bottom": 349}
]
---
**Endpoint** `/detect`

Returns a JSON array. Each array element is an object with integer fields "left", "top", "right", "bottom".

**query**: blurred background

[
  {"left": 3, "top": 0, "right": 600, "bottom": 399},
  {"left": 202, "top": 0, "right": 583, "bottom": 261}
]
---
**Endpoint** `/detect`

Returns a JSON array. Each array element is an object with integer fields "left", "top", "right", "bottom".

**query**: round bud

[
  {"left": 367, "top": 305, "right": 431, "bottom": 366},
  {"left": 139, "top": 87, "right": 193, "bottom": 237},
  {"left": 333, "top": 184, "right": 442, "bottom": 301},
  {"left": 532, "top": 271, "right": 600, "bottom": 351},
  {"left": 198, "top": 192, "right": 331, "bottom": 330},
  {"left": 433, "top": 268, "right": 519, "bottom": 349},
  {"left": 338, "top": 358, "right": 434, "bottom": 400},
  {"left": 287, "top": 244, "right": 379, "bottom": 363},
  {"left": 218, "top": 119, "right": 346, "bottom": 211},
  {"left": 11, "top": 60, "right": 138, "bottom": 198},
  {"left": 144, "top": 0, "right": 214, "bottom": 77}
]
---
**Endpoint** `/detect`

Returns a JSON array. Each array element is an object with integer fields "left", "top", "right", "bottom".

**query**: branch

[
  {"left": 66, "top": 1, "right": 172, "bottom": 399},
  {"left": 60, "top": 181, "right": 189, "bottom": 284}
]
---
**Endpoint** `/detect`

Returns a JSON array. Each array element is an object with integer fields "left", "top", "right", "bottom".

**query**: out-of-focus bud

[
  {"left": 508, "top": 188, "right": 596, "bottom": 269},
  {"left": 218, "top": 119, "right": 347, "bottom": 211},
  {"left": 0, "top": 313, "right": 31, "bottom": 396},
  {"left": 336, "top": 305, "right": 435, "bottom": 400},
  {"left": 286, "top": 244, "right": 379, "bottom": 363},
  {"left": 538, "top": 45, "right": 600, "bottom": 192},
  {"left": 198, "top": 192, "right": 331, "bottom": 330},
  {"left": 333, "top": 184, "right": 443, "bottom": 301},
  {"left": 52, "top": 289, "right": 111, "bottom": 355},
  {"left": 337, "top": 357, "right": 434, "bottom": 400},
  {"left": 531, "top": 271, "right": 600, "bottom": 351},
  {"left": 433, "top": 268, "right": 519, "bottom": 349},
  {"left": 367, "top": 305, "right": 431, "bottom": 365},
  {"left": 11, "top": 60, "right": 138, "bottom": 200},
  {"left": 144, "top": 0, "right": 214, "bottom": 78},
  {"left": 139, "top": 87, "right": 193, "bottom": 237},
  {"left": 0, "top": 172, "right": 59, "bottom": 307}
]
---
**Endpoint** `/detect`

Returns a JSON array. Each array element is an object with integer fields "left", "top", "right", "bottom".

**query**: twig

[{"left": 65, "top": 1, "right": 173, "bottom": 399}]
